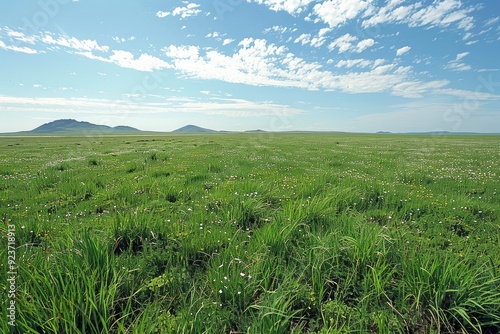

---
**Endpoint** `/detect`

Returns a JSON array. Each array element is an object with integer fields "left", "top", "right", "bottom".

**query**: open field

[{"left": 1, "top": 133, "right": 499, "bottom": 333}]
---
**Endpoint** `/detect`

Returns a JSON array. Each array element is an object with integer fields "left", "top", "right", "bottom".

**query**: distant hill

[
  {"left": 31, "top": 119, "right": 142, "bottom": 134},
  {"left": 172, "top": 125, "right": 218, "bottom": 133},
  {"left": 112, "top": 125, "right": 141, "bottom": 132},
  {"left": 404, "top": 131, "right": 500, "bottom": 136},
  {"left": 2, "top": 119, "right": 498, "bottom": 136},
  {"left": 3, "top": 119, "right": 146, "bottom": 136}
]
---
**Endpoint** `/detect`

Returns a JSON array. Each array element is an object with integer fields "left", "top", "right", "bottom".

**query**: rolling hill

[
  {"left": 171, "top": 125, "right": 218, "bottom": 133},
  {"left": 30, "top": 119, "right": 142, "bottom": 135},
  {"left": 2, "top": 119, "right": 498, "bottom": 136},
  {"left": 1, "top": 119, "right": 147, "bottom": 136}
]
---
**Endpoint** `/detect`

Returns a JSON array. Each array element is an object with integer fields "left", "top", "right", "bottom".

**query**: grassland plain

[{"left": 1, "top": 133, "right": 499, "bottom": 333}]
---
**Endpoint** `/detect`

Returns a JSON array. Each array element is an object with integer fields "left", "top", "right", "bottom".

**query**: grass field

[{"left": 1, "top": 133, "right": 499, "bottom": 333}]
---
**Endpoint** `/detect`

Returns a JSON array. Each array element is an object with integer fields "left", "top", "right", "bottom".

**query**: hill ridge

[
  {"left": 25, "top": 119, "right": 142, "bottom": 135},
  {"left": 172, "top": 124, "right": 218, "bottom": 133}
]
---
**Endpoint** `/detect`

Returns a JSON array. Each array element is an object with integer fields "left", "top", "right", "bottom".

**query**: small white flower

[
  {"left": 240, "top": 272, "right": 245, "bottom": 277},
  {"left": 219, "top": 290, "right": 223, "bottom": 294}
]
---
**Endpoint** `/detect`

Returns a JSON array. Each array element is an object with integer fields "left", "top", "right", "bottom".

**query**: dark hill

[
  {"left": 172, "top": 125, "right": 217, "bottom": 133},
  {"left": 28, "top": 119, "right": 142, "bottom": 135}
]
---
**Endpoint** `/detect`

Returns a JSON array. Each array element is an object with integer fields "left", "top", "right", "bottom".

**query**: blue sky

[{"left": 1, "top": 0, "right": 499, "bottom": 133}]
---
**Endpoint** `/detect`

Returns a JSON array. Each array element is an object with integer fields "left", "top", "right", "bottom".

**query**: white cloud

[
  {"left": 294, "top": 33, "right": 311, "bottom": 45},
  {"left": 222, "top": 38, "right": 235, "bottom": 45},
  {"left": 113, "top": 36, "right": 125, "bottom": 43},
  {"left": 437, "top": 88, "right": 500, "bottom": 100},
  {"left": 391, "top": 80, "right": 449, "bottom": 98},
  {"left": 372, "top": 58, "right": 385, "bottom": 68},
  {"left": 328, "top": 33, "right": 357, "bottom": 52},
  {"left": 455, "top": 51, "right": 469, "bottom": 61},
  {"left": 156, "top": 11, "right": 170, "bottom": 18},
  {"left": 75, "top": 51, "right": 111, "bottom": 63},
  {"left": 109, "top": 51, "right": 171, "bottom": 72},
  {"left": 477, "top": 68, "right": 499, "bottom": 73},
  {"left": 312, "top": 0, "right": 371, "bottom": 28},
  {"left": 264, "top": 25, "right": 293, "bottom": 34},
  {"left": 484, "top": 17, "right": 499, "bottom": 26},
  {"left": 75, "top": 50, "right": 171, "bottom": 72},
  {"left": 5, "top": 29, "right": 37, "bottom": 44},
  {"left": 355, "top": 38, "right": 374, "bottom": 52},
  {"left": 328, "top": 34, "right": 374, "bottom": 53},
  {"left": 409, "top": 0, "right": 474, "bottom": 30},
  {"left": 250, "top": 0, "right": 314, "bottom": 15},
  {"left": 165, "top": 45, "right": 200, "bottom": 60},
  {"left": 294, "top": 28, "right": 331, "bottom": 47},
  {"left": 445, "top": 52, "right": 471, "bottom": 71},
  {"left": 311, "top": 27, "right": 332, "bottom": 47},
  {"left": 206, "top": 32, "right": 220, "bottom": 38},
  {"left": 335, "top": 59, "right": 373, "bottom": 68},
  {"left": 112, "top": 36, "right": 136, "bottom": 43},
  {"left": 157, "top": 3, "right": 202, "bottom": 19},
  {"left": 396, "top": 46, "right": 411, "bottom": 56},
  {"left": 164, "top": 38, "right": 443, "bottom": 97},
  {"left": 362, "top": 0, "right": 475, "bottom": 31},
  {"left": 41, "top": 34, "right": 109, "bottom": 52},
  {"left": 362, "top": 2, "right": 421, "bottom": 27},
  {"left": 0, "top": 95, "right": 304, "bottom": 118},
  {"left": 456, "top": 15, "right": 474, "bottom": 31},
  {"left": 2, "top": 28, "right": 170, "bottom": 72},
  {"left": 0, "top": 40, "right": 39, "bottom": 54},
  {"left": 166, "top": 39, "right": 308, "bottom": 88}
]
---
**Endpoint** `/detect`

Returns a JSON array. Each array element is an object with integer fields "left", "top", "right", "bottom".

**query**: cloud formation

[
  {"left": 156, "top": 3, "right": 202, "bottom": 19},
  {"left": 328, "top": 34, "right": 375, "bottom": 53},
  {"left": 0, "top": 28, "right": 170, "bottom": 72},
  {"left": 0, "top": 40, "right": 39, "bottom": 54},
  {"left": 163, "top": 37, "right": 454, "bottom": 98},
  {"left": 445, "top": 52, "right": 471, "bottom": 71},
  {"left": 0, "top": 95, "right": 304, "bottom": 117},
  {"left": 251, "top": 0, "right": 314, "bottom": 15},
  {"left": 312, "top": 0, "right": 371, "bottom": 28}
]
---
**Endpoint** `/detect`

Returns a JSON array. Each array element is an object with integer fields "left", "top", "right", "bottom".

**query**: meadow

[{"left": 1, "top": 133, "right": 499, "bottom": 333}]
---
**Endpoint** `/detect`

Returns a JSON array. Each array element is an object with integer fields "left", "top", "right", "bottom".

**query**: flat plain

[{"left": 1, "top": 133, "right": 499, "bottom": 333}]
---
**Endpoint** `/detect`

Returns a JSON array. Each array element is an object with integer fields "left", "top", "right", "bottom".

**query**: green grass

[{"left": 1, "top": 133, "right": 499, "bottom": 333}]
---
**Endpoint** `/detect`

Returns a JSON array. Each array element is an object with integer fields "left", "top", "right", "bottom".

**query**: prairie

[{"left": 1, "top": 133, "right": 499, "bottom": 333}]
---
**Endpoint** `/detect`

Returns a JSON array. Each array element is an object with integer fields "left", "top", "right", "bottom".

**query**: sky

[{"left": 0, "top": 0, "right": 499, "bottom": 133}]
